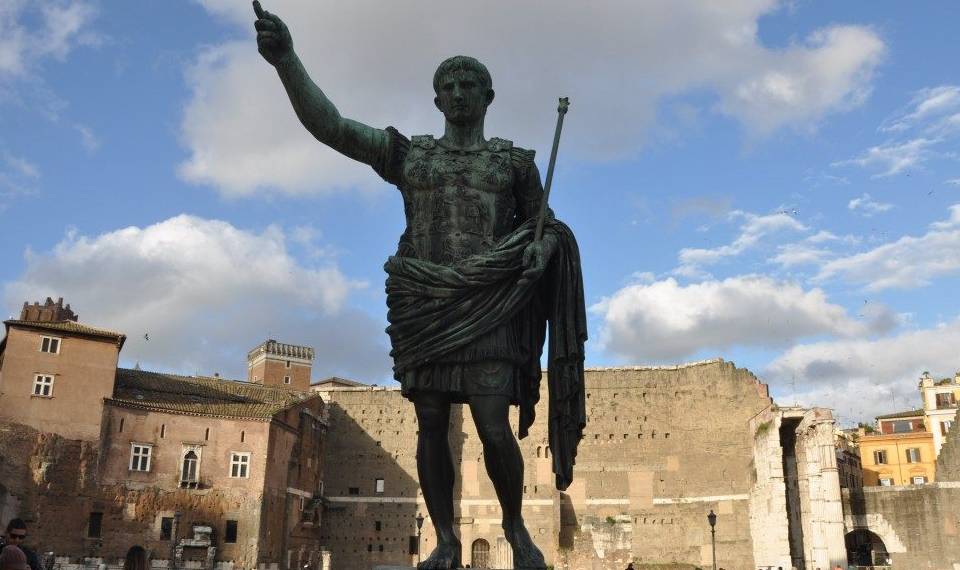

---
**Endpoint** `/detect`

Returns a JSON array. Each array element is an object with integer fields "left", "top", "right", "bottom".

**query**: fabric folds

[{"left": 384, "top": 217, "right": 587, "bottom": 490}]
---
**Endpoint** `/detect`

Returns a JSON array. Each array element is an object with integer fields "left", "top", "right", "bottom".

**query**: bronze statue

[{"left": 254, "top": 4, "right": 586, "bottom": 568}]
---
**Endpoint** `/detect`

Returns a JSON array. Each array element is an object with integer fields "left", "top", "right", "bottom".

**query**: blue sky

[{"left": 2, "top": 0, "right": 959, "bottom": 423}]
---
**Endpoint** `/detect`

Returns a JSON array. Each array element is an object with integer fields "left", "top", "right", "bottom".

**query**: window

[
  {"left": 204, "top": 427, "right": 210, "bottom": 441},
  {"left": 160, "top": 517, "right": 173, "bottom": 541},
  {"left": 32, "top": 374, "right": 54, "bottom": 397},
  {"left": 224, "top": 520, "right": 238, "bottom": 544},
  {"left": 40, "top": 336, "right": 60, "bottom": 354},
  {"left": 230, "top": 453, "right": 250, "bottom": 478},
  {"left": 283, "top": 376, "right": 291, "bottom": 385},
  {"left": 890, "top": 420, "right": 919, "bottom": 433},
  {"left": 180, "top": 449, "right": 200, "bottom": 487},
  {"left": 912, "top": 476, "right": 927, "bottom": 485},
  {"left": 129, "top": 444, "right": 152, "bottom": 472},
  {"left": 348, "top": 487, "right": 359, "bottom": 496},
  {"left": 285, "top": 360, "right": 291, "bottom": 369},
  {"left": 943, "top": 421, "right": 954, "bottom": 436},
  {"left": 906, "top": 448, "right": 921, "bottom": 463},
  {"left": 88, "top": 512, "right": 103, "bottom": 538},
  {"left": 408, "top": 536, "right": 419, "bottom": 555},
  {"left": 119, "top": 418, "right": 124, "bottom": 433},
  {"left": 873, "top": 450, "right": 888, "bottom": 465},
  {"left": 375, "top": 478, "right": 385, "bottom": 493},
  {"left": 375, "top": 521, "right": 382, "bottom": 532},
  {"left": 160, "top": 424, "right": 166, "bottom": 439},
  {"left": 935, "top": 392, "right": 957, "bottom": 409},
  {"left": 879, "top": 478, "right": 893, "bottom": 486}
]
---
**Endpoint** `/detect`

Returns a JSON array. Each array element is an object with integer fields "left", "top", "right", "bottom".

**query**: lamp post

[
  {"left": 707, "top": 510, "right": 717, "bottom": 570},
  {"left": 415, "top": 512, "right": 425, "bottom": 566}
]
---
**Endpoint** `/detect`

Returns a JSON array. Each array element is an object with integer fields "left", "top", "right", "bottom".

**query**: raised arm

[{"left": 253, "top": 1, "right": 387, "bottom": 168}]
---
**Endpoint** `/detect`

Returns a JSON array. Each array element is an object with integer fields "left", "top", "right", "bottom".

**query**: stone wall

[
  {"left": 318, "top": 359, "right": 781, "bottom": 569},
  {"left": 844, "top": 484, "right": 960, "bottom": 569},
  {"left": 843, "top": 408, "right": 960, "bottom": 569}
]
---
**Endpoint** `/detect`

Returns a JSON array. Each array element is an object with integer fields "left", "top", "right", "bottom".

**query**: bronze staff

[{"left": 535, "top": 96, "right": 570, "bottom": 242}]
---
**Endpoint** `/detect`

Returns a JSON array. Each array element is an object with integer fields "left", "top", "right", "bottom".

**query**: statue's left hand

[{"left": 519, "top": 236, "right": 557, "bottom": 286}]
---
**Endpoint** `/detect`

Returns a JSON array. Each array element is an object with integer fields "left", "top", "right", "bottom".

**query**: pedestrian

[
  {"left": 2, "top": 521, "right": 38, "bottom": 570},
  {"left": 123, "top": 546, "right": 148, "bottom": 570},
  {"left": 626, "top": 563, "right": 635, "bottom": 570},
  {"left": 0, "top": 546, "right": 29, "bottom": 570}
]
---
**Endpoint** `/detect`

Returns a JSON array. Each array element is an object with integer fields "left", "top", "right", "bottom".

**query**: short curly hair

[{"left": 432, "top": 56, "right": 492, "bottom": 95}]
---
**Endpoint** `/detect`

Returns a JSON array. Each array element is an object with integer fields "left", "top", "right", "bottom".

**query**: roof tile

[{"left": 110, "top": 368, "right": 317, "bottom": 419}]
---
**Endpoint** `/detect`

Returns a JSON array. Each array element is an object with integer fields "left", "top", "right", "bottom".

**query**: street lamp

[
  {"left": 415, "top": 512, "right": 425, "bottom": 565},
  {"left": 707, "top": 510, "right": 717, "bottom": 570}
]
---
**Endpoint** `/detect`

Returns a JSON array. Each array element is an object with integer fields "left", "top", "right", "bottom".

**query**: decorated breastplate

[{"left": 398, "top": 135, "right": 518, "bottom": 264}]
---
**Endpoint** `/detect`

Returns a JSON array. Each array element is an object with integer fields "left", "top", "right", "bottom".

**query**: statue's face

[{"left": 434, "top": 70, "right": 493, "bottom": 125}]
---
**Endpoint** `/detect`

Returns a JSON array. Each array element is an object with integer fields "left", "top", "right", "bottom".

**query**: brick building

[{"left": 0, "top": 298, "right": 327, "bottom": 570}]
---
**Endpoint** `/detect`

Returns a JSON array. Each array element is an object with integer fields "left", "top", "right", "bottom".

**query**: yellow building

[{"left": 859, "top": 409, "right": 937, "bottom": 486}]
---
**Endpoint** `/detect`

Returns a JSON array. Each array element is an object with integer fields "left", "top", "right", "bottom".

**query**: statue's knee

[{"left": 477, "top": 422, "right": 510, "bottom": 445}]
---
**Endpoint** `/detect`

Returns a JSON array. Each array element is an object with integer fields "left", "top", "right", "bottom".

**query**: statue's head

[{"left": 433, "top": 56, "right": 495, "bottom": 125}]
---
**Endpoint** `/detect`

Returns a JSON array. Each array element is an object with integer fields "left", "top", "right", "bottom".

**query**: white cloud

[
  {"left": 182, "top": 0, "right": 885, "bottom": 196},
  {"left": 0, "top": 1, "right": 97, "bottom": 78},
  {"left": 770, "top": 230, "right": 859, "bottom": 268},
  {"left": 74, "top": 124, "right": 100, "bottom": 152},
  {"left": 591, "top": 275, "right": 884, "bottom": 362},
  {"left": 816, "top": 204, "right": 960, "bottom": 290},
  {"left": 3, "top": 215, "right": 393, "bottom": 381},
  {"left": 765, "top": 318, "right": 960, "bottom": 420},
  {"left": 3, "top": 152, "right": 40, "bottom": 179},
  {"left": 0, "top": 151, "right": 40, "bottom": 210},
  {"left": 677, "top": 210, "right": 807, "bottom": 272},
  {"left": 833, "top": 137, "right": 938, "bottom": 177},
  {"left": 847, "top": 192, "right": 893, "bottom": 216},
  {"left": 717, "top": 25, "right": 884, "bottom": 136},
  {"left": 881, "top": 85, "right": 960, "bottom": 133},
  {"left": 946, "top": 178, "right": 960, "bottom": 186}
]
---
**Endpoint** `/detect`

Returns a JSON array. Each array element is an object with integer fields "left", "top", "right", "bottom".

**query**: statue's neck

[{"left": 440, "top": 118, "right": 486, "bottom": 150}]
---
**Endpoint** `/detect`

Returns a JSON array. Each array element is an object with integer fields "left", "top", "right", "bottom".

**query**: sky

[{"left": 1, "top": 0, "right": 959, "bottom": 425}]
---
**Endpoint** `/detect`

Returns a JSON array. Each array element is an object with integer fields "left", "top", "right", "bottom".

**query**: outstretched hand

[
  {"left": 519, "top": 236, "right": 557, "bottom": 287},
  {"left": 253, "top": 1, "right": 293, "bottom": 66}
]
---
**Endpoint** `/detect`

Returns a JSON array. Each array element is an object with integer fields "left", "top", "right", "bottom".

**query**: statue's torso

[{"left": 399, "top": 136, "right": 518, "bottom": 264}]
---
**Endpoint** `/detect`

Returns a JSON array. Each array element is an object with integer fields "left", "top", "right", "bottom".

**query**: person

[
  {"left": 2, "top": 521, "right": 38, "bottom": 570},
  {"left": 123, "top": 546, "right": 148, "bottom": 570},
  {"left": 253, "top": 4, "right": 587, "bottom": 570},
  {"left": 626, "top": 563, "right": 634, "bottom": 570},
  {"left": 0, "top": 546, "right": 29, "bottom": 570}
]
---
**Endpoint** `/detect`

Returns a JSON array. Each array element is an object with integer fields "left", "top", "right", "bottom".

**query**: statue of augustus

[{"left": 254, "top": 4, "right": 586, "bottom": 568}]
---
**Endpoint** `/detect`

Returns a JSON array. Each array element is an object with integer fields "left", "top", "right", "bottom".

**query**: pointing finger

[{"left": 252, "top": 0, "right": 265, "bottom": 19}]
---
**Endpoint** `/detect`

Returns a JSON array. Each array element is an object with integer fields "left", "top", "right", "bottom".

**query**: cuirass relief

[{"left": 400, "top": 137, "right": 518, "bottom": 264}]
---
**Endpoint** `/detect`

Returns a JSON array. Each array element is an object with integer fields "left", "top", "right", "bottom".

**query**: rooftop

[
  {"left": 876, "top": 409, "right": 926, "bottom": 420},
  {"left": 109, "top": 368, "right": 317, "bottom": 419},
  {"left": 312, "top": 376, "right": 369, "bottom": 388},
  {"left": 4, "top": 319, "right": 126, "bottom": 347},
  {"left": 247, "top": 339, "right": 315, "bottom": 361}
]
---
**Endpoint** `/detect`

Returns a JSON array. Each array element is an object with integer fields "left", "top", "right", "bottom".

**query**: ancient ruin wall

[{"left": 319, "top": 359, "right": 776, "bottom": 569}]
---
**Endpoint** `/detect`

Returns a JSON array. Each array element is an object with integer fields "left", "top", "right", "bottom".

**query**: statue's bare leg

[
  {"left": 414, "top": 392, "right": 462, "bottom": 569},
  {"left": 469, "top": 388, "right": 546, "bottom": 569}
]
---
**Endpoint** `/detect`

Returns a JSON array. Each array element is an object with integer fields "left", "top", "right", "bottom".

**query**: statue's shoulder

[
  {"left": 486, "top": 137, "right": 513, "bottom": 152},
  {"left": 410, "top": 135, "right": 436, "bottom": 150},
  {"left": 507, "top": 143, "right": 536, "bottom": 174}
]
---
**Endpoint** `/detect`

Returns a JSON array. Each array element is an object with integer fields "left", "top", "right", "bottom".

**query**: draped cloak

[{"left": 384, "top": 217, "right": 587, "bottom": 491}]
